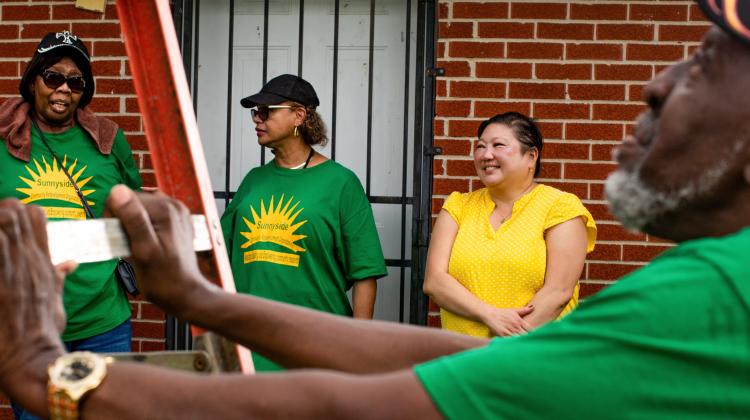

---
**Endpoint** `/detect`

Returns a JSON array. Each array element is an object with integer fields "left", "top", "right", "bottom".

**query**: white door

[{"left": 194, "top": 0, "right": 418, "bottom": 322}]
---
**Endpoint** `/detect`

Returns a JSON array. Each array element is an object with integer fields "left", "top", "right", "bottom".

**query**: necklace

[{"left": 288, "top": 148, "right": 315, "bottom": 169}]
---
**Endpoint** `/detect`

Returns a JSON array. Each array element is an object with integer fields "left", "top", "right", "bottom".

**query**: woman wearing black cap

[
  {"left": 221, "top": 74, "right": 387, "bottom": 371},
  {"left": 0, "top": 31, "right": 141, "bottom": 418}
]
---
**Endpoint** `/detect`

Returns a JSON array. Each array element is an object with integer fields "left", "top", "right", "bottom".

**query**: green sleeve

[
  {"left": 415, "top": 250, "right": 747, "bottom": 419},
  {"left": 336, "top": 172, "right": 387, "bottom": 285},
  {"left": 111, "top": 129, "right": 142, "bottom": 191}
]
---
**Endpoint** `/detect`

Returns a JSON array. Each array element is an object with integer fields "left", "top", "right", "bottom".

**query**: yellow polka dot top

[{"left": 440, "top": 184, "right": 597, "bottom": 337}]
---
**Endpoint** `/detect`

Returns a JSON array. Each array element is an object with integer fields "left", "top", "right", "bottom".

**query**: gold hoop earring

[{"left": 293, "top": 126, "right": 299, "bottom": 137}]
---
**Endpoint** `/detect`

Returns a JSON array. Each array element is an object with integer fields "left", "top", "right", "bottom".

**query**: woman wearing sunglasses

[
  {"left": 221, "top": 74, "right": 387, "bottom": 371},
  {"left": 0, "top": 31, "right": 141, "bottom": 420}
]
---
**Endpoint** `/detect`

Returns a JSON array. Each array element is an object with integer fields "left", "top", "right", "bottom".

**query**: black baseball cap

[
  {"left": 19, "top": 30, "right": 95, "bottom": 107},
  {"left": 696, "top": 0, "right": 750, "bottom": 47},
  {"left": 240, "top": 74, "right": 320, "bottom": 108}
]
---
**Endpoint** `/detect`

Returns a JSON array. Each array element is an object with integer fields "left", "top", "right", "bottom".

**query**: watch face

[{"left": 61, "top": 359, "right": 95, "bottom": 382}]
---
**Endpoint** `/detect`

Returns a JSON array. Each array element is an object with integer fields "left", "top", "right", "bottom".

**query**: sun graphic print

[
  {"left": 240, "top": 194, "right": 308, "bottom": 267},
  {"left": 16, "top": 155, "right": 94, "bottom": 220}
]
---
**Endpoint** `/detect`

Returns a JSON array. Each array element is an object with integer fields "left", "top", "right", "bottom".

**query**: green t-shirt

[
  {"left": 0, "top": 124, "right": 142, "bottom": 341},
  {"left": 415, "top": 227, "right": 750, "bottom": 419},
  {"left": 221, "top": 159, "right": 387, "bottom": 370}
]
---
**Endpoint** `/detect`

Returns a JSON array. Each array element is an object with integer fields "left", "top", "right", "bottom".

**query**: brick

[
  {"left": 448, "top": 119, "right": 483, "bottom": 137},
  {"left": 658, "top": 24, "right": 711, "bottom": 42},
  {"left": 131, "top": 320, "right": 165, "bottom": 339},
  {"left": 434, "top": 138, "right": 472, "bottom": 156},
  {"left": 579, "top": 282, "right": 610, "bottom": 299},
  {"left": 434, "top": 177, "right": 471, "bottom": 195},
  {"left": 0, "top": 80, "right": 18, "bottom": 95},
  {"left": 507, "top": 42, "right": 563, "bottom": 59},
  {"left": 433, "top": 158, "right": 445, "bottom": 176},
  {"left": 537, "top": 23, "right": 594, "bottom": 41},
  {"left": 104, "top": 4, "right": 120, "bottom": 20},
  {"left": 97, "top": 78, "right": 135, "bottom": 95},
  {"left": 438, "top": 60, "right": 470, "bottom": 77},
  {"left": 52, "top": 4, "right": 103, "bottom": 20},
  {"left": 588, "top": 244, "right": 621, "bottom": 262},
  {"left": 597, "top": 223, "right": 647, "bottom": 242},
  {"left": 590, "top": 183, "right": 605, "bottom": 200},
  {"left": 19, "top": 23, "right": 64, "bottom": 40},
  {"left": 543, "top": 181, "right": 588, "bottom": 198},
  {"left": 72, "top": 22, "right": 122, "bottom": 39},
  {"left": 688, "top": 4, "right": 709, "bottom": 22},
  {"left": 596, "top": 24, "right": 654, "bottom": 41},
  {"left": 535, "top": 63, "right": 591, "bottom": 80},
  {"left": 536, "top": 122, "right": 562, "bottom": 139},
  {"left": 140, "top": 172, "right": 157, "bottom": 188},
  {"left": 439, "top": 2, "right": 449, "bottom": 19},
  {"left": 568, "top": 84, "right": 626, "bottom": 101},
  {"left": 87, "top": 97, "right": 120, "bottom": 113},
  {"left": 508, "top": 82, "right": 565, "bottom": 99},
  {"left": 141, "top": 153, "right": 153, "bottom": 170},
  {"left": 476, "top": 62, "right": 531, "bottom": 79},
  {"left": 478, "top": 22, "right": 534, "bottom": 39},
  {"left": 451, "top": 81, "right": 505, "bottom": 99},
  {"left": 566, "top": 43, "right": 622, "bottom": 60},
  {"left": 439, "top": 22, "right": 473, "bottom": 39},
  {"left": 427, "top": 313, "right": 442, "bottom": 328},
  {"left": 474, "top": 101, "right": 531, "bottom": 118},
  {"left": 534, "top": 103, "right": 590, "bottom": 120},
  {"left": 93, "top": 41, "right": 127, "bottom": 57},
  {"left": 623, "top": 245, "right": 673, "bottom": 262},
  {"left": 566, "top": 123, "right": 623, "bottom": 141},
  {"left": 626, "top": 44, "right": 684, "bottom": 62},
  {"left": 511, "top": 3, "right": 567, "bottom": 20},
  {"left": 593, "top": 103, "right": 645, "bottom": 121},
  {"left": 436, "top": 99, "right": 471, "bottom": 117},
  {"left": 448, "top": 41, "right": 504, "bottom": 59},
  {"left": 630, "top": 4, "right": 688, "bottom": 22},
  {"left": 0, "top": 62, "right": 19, "bottom": 77},
  {"left": 0, "top": 41, "right": 39, "bottom": 58},
  {"left": 92, "top": 59, "right": 122, "bottom": 77},
  {"left": 565, "top": 162, "right": 618, "bottom": 180},
  {"left": 126, "top": 134, "right": 148, "bottom": 150},
  {"left": 3, "top": 5, "right": 50, "bottom": 21},
  {"left": 589, "top": 262, "right": 640, "bottom": 280},
  {"left": 538, "top": 161, "right": 562, "bottom": 179},
  {"left": 595, "top": 64, "right": 652, "bottom": 81},
  {"left": 542, "top": 141, "right": 589, "bottom": 160},
  {"left": 434, "top": 119, "right": 445, "bottom": 137},
  {"left": 0, "top": 25, "right": 19, "bottom": 39},
  {"left": 647, "top": 235, "right": 673, "bottom": 245},
  {"left": 437, "top": 41, "right": 445, "bottom": 59},
  {"left": 446, "top": 159, "right": 477, "bottom": 176},
  {"left": 437, "top": 79, "right": 447, "bottom": 97},
  {"left": 429, "top": 298, "right": 440, "bottom": 312},
  {"left": 570, "top": 4, "right": 627, "bottom": 21},
  {"left": 586, "top": 202, "right": 617, "bottom": 222},
  {"left": 140, "top": 341, "right": 166, "bottom": 352},
  {"left": 108, "top": 115, "right": 141, "bottom": 132},
  {"left": 453, "top": 2, "right": 508, "bottom": 19},
  {"left": 591, "top": 144, "right": 617, "bottom": 161},
  {"left": 140, "top": 303, "right": 166, "bottom": 321},
  {"left": 629, "top": 84, "right": 646, "bottom": 102}
]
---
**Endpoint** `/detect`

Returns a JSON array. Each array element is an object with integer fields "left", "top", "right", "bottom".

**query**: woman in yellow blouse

[{"left": 424, "top": 112, "right": 596, "bottom": 338}]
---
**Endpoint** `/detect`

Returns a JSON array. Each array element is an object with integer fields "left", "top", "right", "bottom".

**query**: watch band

[{"left": 48, "top": 352, "right": 112, "bottom": 420}]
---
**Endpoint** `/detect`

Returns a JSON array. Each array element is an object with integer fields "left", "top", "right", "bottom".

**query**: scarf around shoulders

[{"left": 0, "top": 97, "right": 119, "bottom": 162}]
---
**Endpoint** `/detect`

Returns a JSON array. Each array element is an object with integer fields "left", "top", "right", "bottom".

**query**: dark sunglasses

[
  {"left": 250, "top": 105, "right": 294, "bottom": 122},
  {"left": 40, "top": 69, "right": 86, "bottom": 93}
]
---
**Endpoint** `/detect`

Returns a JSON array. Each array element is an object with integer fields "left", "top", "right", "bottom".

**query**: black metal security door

[{"left": 169, "top": 0, "right": 437, "bottom": 350}]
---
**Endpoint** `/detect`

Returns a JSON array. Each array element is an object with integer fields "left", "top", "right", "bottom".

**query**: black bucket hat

[
  {"left": 696, "top": 0, "right": 750, "bottom": 47},
  {"left": 19, "top": 30, "right": 95, "bottom": 108},
  {"left": 240, "top": 74, "right": 320, "bottom": 108}
]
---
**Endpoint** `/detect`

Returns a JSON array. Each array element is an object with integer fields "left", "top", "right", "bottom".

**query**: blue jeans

[{"left": 12, "top": 319, "right": 132, "bottom": 420}]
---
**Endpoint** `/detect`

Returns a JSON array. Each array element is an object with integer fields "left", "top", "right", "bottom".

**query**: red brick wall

[
  {"left": 0, "top": 3, "right": 163, "bottom": 413},
  {"left": 429, "top": 0, "right": 709, "bottom": 326}
]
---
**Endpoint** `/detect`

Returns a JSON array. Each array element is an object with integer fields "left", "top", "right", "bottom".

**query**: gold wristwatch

[{"left": 48, "top": 351, "right": 112, "bottom": 420}]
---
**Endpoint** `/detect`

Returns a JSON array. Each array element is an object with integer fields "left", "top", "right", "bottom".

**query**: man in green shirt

[{"left": 0, "top": 0, "right": 748, "bottom": 418}]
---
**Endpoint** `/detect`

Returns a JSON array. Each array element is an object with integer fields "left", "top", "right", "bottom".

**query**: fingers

[
  {"left": 27, "top": 205, "right": 50, "bottom": 258},
  {"left": 106, "top": 185, "right": 160, "bottom": 260},
  {"left": 54, "top": 261, "right": 78, "bottom": 282},
  {"left": 515, "top": 305, "right": 535, "bottom": 317}
]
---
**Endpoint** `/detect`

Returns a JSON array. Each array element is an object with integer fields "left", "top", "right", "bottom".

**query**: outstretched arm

[{"left": 107, "top": 186, "right": 486, "bottom": 373}]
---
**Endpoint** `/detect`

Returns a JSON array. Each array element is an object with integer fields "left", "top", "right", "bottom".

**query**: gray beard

[{"left": 604, "top": 162, "right": 730, "bottom": 232}]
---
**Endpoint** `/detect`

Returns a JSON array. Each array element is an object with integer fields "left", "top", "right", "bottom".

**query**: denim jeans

[{"left": 12, "top": 319, "right": 132, "bottom": 420}]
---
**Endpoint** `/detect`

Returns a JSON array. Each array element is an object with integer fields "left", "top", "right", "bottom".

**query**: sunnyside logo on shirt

[
  {"left": 17, "top": 155, "right": 93, "bottom": 220},
  {"left": 240, "top": 194, "right": 308, "bottom": 267}
]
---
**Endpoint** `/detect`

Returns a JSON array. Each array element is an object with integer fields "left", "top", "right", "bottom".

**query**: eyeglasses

[
  {"left": 251, "top": 105, "right": 295, "bottom": 122},
  {"left": 40, "top": 69, "right": 86, "bottom": 93}
]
